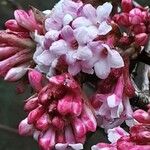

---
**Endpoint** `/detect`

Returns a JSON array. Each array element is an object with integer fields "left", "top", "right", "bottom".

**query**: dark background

[{"left": 0, "top": 0, "right": 149, "bottom": 150}]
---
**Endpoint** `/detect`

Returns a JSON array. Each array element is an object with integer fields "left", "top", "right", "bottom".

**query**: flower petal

[
  {"left": 97, "top": 2, "right": 113, "bottom": 23},
  {"left": 68, "top": 62, "right": 81, "bottom": 76},
  {"left": 74, "top": 27, "right": 91, "bottom": 45},
  {"left": 73, "top": 46, "right": 93, "bottom": 61},
  {"left": 50, "top": 40, "right": 68, "bottom": 56},
  {"left": 82, "top": 4, "right": 96, "bottom": 24},
  {"left": 98, "top": 21, "right": 112, "bottom": 35},
  {"left": 72, "top": 17, "right": 92, "bottom": 28},
  {"left": 69, "top": 143, "right": 83, "bottom": 150},
  {"left": 61, "top": 25, "right": 75, "bottom": 43},
  {"left": 94, "top": 60, "right": 110, "bottom": 79},
  {"left": 63, "top": 14, "right": 73, "bottom": 26},
  {"left": 108, "top": 126, "right": 129, "bottom": 144}
]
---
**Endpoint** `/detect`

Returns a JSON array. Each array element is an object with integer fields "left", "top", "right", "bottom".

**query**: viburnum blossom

[
  {"left": 92, "top": 105, "right": 150, "bottom": 150},
  {"left": 19, "top": 71, "right": 97, "bottom": 150},
  {"left": 0, "top": 0, "right": 149, "bottom": 150},
  {"left": 34, "top": 0, "right": 124, "bottom": 79}
]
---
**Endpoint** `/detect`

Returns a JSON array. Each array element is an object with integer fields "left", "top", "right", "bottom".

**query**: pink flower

[{"left": 88, "top": 42, "right": 124, "bottom": 79}]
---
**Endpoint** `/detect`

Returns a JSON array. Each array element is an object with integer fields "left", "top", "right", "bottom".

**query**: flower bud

[
  {"left": 5, "top": 19, "right": 27, "bottom": 32},
  {"left": 27, "top": 106, "right": 45, "bottom": 124},
  {"left": 133, "top": 109, "right": 150, "bottom": 124},
  {"left": 39, "top": 128, "right": 55, "bottom": 150},
  {"left": 4, "top": 64, "right": 28, "bottom": 81},
  {"left": 24, "top": 96, "right": 38, "bottom": 112},
  {"left": 28, "top": 70, "right": 43, "bottom": 92},
  {"left": 135, "top": 33, "right": 148, "bottom": 46},
  {"left": 35, "top": 113, "right": 50, "bottom": 131},
  {"left": 132, "top": 23, "right": 146, "bottom": 34},
  {"left": 129, "top": 8, "right": 143, "bottom": 25},
  {"left": 52, "top": 116, "right": 65, "bottom": 130},
  {"left": 121, "top": 0, "right": 133, "bottom": 13},
  {"left": 72, "top": 118, "right": 87, "bottom": 138},
  {"left": 14, "top": 10, "right": 42, "bottom": 33},
  {"left": 114, "top": 13, "right": 130, "bottom": 26},
  {"left": 19, "top": 118, "right": 34, "bottom": 136}
]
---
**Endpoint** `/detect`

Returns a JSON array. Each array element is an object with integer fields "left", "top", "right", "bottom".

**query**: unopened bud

[
  {"left": 121, "top": 0, "right": 133, "bottom": 13},
  {"left": 135, "top": 33, "right": 148, "bottom": 46},
  {"left": 28, "top": 70, "right": 43, "bottom": 92}
]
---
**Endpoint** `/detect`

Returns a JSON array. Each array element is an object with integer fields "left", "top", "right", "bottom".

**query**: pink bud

[
  {"left": 27, "top": 106, "right": 45, "bottom": 124},
  {"left": 52, "top": 116, "right": 64, "bottom": 130},
  {"left": 119, "top": 36, "right": 130, "bottom": 45},
  {"left": 57, "top": 95, "right": 82, "bottom": 116},
  {"left": 135, "top": 33, "right": 148, "bottom": 46},
  {"left": 121, "top": 0, "right": 133, "bottom": 13},
  {"left": 28, "top": 70, "right": 43, "bottom": 92},
  {"left": 5, "top": 19, "right": 27, "bottom": 32},
  {"left": 133, "top": 109, "right": 150, "bottom": 124},
  {"left": 129, "top": 8, "right": 143, "bottom": 25},
  {"left": 115, "top": 13, "right": 130, "bottom": 26},
  {"left": 35, "top": 113, "right": 50, "bottom": 131},
  {"left": 56, "top": 130, "right": 65, "bottom": 143},
  {"left": 81, "top": 104, "right": 97, "bottom": 132},
  {"left": 0, "top": 49, "right": 31, "bottom": 77},
  {"left": 72, "top": 118, "right": 87, "bottom": 138},
  {"left": 65, "top": 125, "right": 76, "bottom": 144},
  {"left": 0, "top": 47, "right": 20, "bottom": 61},
  {"left": 14, "top": 10, "right": 42, "bottom": 33},
  {"left": 39, "top": 128, "right": 55, "bottom": 150},
  {"left": 130, "top": 125, "right": 150, "bottom": 144},
  {"left": 19, "top": 118, "right": 34, "bottom": 136},
  {"left": 24, "top": 96, "right": 38, "bottom": 112},
  {"left": 132, "top": 23, "right": 146, "bottom": 34},
  {"left": 4, "top": 64, "right": 28, "bottom": 81}
]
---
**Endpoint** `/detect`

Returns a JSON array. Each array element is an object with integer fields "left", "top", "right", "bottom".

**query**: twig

[{"left": 0, "top": 123, "right": 18, "bottom": 134}]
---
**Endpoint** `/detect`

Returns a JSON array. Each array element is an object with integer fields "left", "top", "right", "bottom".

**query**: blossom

[
  {"left": 19, "top": 71, "right": 97, "bottom": 150},
  {"left": 88, "top": 42, "right": 124, "bottom": 79}
]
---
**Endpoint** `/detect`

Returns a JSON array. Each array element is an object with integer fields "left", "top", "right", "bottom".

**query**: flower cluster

[
  {"left": 92, "top": 105, "right": 150, "bottom": 150},
  {"left": 19, "top": 71, "right": 97, "bottom": 150},
  {"left": 113, "top": 0, "right": 150, "bottom": 46},
  {"left": 0, "top": 0, "right": 149, "bottom": 150},
  {"left": 34, "top": 0, "right": 124, "bottom": 79}
]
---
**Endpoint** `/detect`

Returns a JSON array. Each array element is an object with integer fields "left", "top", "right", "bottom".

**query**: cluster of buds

[
  {"left": 0, "top": 9, "right": 43, "bottom": 81},
  {"left": 113, "top": 0, "right": 150, "bottom": 46},
  {"left": 19, "top": 70, "right": 97, "bottom": 150},
  {"left": 92, "top": 104, "right": 150, "bottom": 150}
]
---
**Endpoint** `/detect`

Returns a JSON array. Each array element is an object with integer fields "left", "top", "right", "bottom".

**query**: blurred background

[{"left": 0, "top": 0, "right": 149, "bottom": 150}]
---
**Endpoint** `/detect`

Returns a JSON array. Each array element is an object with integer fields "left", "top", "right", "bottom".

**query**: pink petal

[
  {"left": 61, "top": 25, "right": 75, "bottom": 43},
  {"left": 96, "top": 2, "right": 113, "bottom": 23},
  {"left": 72, "top": 17, "right": 92, "bottom": 28},
  {"left": 63, "top": 14, "right": 73, "bottom": 26},
  {"left": 50, "top": 40, "right": 68, "bottom": 56},
  {"left": 74, "top": 27, "right": 91, "bottom": 45},
  {"left": 74, "top": 46, "right": 93, "bottom": 61},
  {"left": 94, "top": 60, "right": 110, "bottom": 79},
  {"left": 108, "top": 126, "right": 129, "bottom": 143},
  {"left": 82, "top": 4, "right": 96, "bottom": 24},
  {"left": 36, "top": 50, "right": 54, "bottom": 66},
  {"left": 45, "top": 17, "right": 62, "bottom": 31},
  {"left": 68, "top": 62, "right": 81, "bottom": 76},
  {"left": 69, "top": 143, "right": 83, "bottom": 150},
  {"left": 55, "top": 143, "right": 68, "bottom": 150},
  {"left": 98, "top": 21, "right": 112, "bottom": 35}
]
